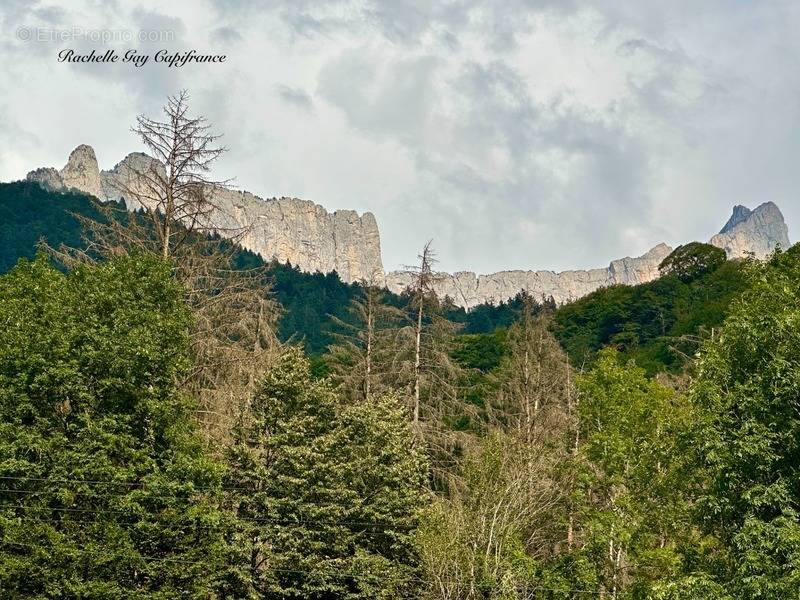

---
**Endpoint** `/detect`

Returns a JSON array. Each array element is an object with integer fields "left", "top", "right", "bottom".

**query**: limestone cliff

[
  {"left": 25, "top": 145, "right": 791, "bottom": 308},
  {"left": 26, "top": 146, "right": 384, "bottom": 283},
  {"left": 385, "top": 243, "right": 673, "bottom": 308},
  {"left": 385, "top": 204, "right": 791, "bottom": 308},
  {"left": 709, "top": 202, "right": 790, "bottom": 260}
]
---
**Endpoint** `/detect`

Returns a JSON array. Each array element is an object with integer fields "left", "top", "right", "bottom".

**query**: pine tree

[
  {"left": 55, "top": 91, "right": 282, "bottom": 446},
  {"left": 226, "top": 349, "right": 427, "bottom": 598},
  {"left": 492, "top": 293, "right": 572, "bottom": 444},
  {"left": 326, "top": 281, "right": 406, "bottom": 403},
  {"left": 0, "top": 254, "right": 233, "bottom": 597}
]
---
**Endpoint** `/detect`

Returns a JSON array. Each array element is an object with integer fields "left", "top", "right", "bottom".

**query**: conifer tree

[
  {"left": 492, "top": 292, "right": 572, "bottom": 444},
  {"left": 226, "top": 349, "right": 427, "bottom": 598},
  {"left": 326, "top": 280, "right": 406, "bottom": 403},
  {"left": 0, "top": 254, "right": 233, "bottom": 597},
  {"left": 56, "top": 91, "right": 281, "bottom": 445}
]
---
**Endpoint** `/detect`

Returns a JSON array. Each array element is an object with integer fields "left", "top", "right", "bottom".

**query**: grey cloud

[
  {"left": 318, "top": 48, "right": 658, "bottom": 270},
  {"left": 210, "top": 26, "right": 242, "bottom": 44},
  {"left": 318, "top": 51, "right": 440, "bottom": 143},
  {"left": 276, "top": 85, "right": 313, "bottom": 111},
  {"left": 2, "top": 0, "right": 799, "bottom": 273}
]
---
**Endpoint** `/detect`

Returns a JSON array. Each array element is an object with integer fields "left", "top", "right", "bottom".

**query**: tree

[
  {"left": 115, "top": 90, "right": 232, "bottom": 259},
  {"left": 415, "top": 432, "right": 566, "bottom": 599},
  {"left": 683, "top": 245, "right": 800, "bottom": 597},
  {"left": 492, "top": 293, "right": 572, "bottom": 444},
  {"left": 658, "top": 242, "right": 726, "bottom": 282},
  {"left": 325, "top": 279, "right": 407, "bottom": 403},
  {"left": 409, "top": 241, "right": 438, "bottom": 426},
  {"left": 225, "top": 349, "right": 427, "bottom": 598},
  {"left": 0, "top": 254, "right": 233, "bottom": 597},
  {"left": 571, "top": 349, "right": 692, "bottom": 597},
  {"left": 56, "top": 92, "right": 281, "bottom": 446}
]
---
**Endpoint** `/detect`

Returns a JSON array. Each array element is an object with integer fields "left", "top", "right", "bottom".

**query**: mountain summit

[
  {"left": 26, "top": 145, "right": 384, "bottom": 284},
  {"left": 25, "top": 145, "right": 791, "bottom": 308},
  {"left": 710, "top": 202, "right": 790, "bottom": 259}
]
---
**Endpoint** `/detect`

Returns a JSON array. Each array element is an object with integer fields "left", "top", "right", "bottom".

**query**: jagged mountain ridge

[
  {"left": 387, "top": 201, "right": 790, "bottom": 308},
  {"left": 25, "top": 145, "right": 791, "bottom": 309},
  {"left": 27, "top": 145, "right": 384, "bottom": 283}
]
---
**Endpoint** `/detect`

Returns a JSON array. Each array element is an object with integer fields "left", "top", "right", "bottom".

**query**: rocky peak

[
  {"left": 27, "top": 144, "right": 103, "bottom": 199},
  {"left": 25, "top": 145, "right": 385, "bottom": 283},
  {"left": 386, "top": 207, "right": 791, "bottom": 308},
  {"left": 101, "top": 152, "right": 166, "bottom": 211},
  {"left": 23, "top": 145, "right": 791, "bottom": 304},
  {"left": 59, "top": 144, "right": 103, "bottom": 199},
  {"left": 710, "top": 202, "right": 790, "bottom": 259},
  {"left": 720, "top": 205, "right": 752, "bottom": 233}
]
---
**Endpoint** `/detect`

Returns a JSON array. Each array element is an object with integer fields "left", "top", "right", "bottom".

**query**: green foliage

[
  {"left": 686, "top": 245, "right": 800, "bottom": 597},
  {"left": 659, "top": 242, "right": 727, "bottom": 282},
  {"left": 0, "top": 253, "right": 233, "bottom": 597},
  {"left": 452, "top": 329, "right": 508, "bottom": 373},
  {"left": 226, "top": 349, "right": 427, "bottom": 598},
  {"left": 567, "top": 349, "right": 693, "bottom": 597},
  {"left": 0, "top": 181, "right": 108, "bottom": 272},
  {"left": 553, "top": 257, "right": 747, "bottom": 375},
  {"left": 0, "top": 182, "right": 515, "bottom": 355},
  {"left": 415, "top": 432, "right": 564, "bottom": 599}
]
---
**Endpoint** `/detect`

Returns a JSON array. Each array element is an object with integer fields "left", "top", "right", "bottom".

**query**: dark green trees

[
  {"left": 226, "top": 349, "right": 427, "bottom": 598},
  {"left": 0, "top": 254, "right": 231, "bottom": 597},
  {"left": 659, "top": 242, "right": 727, "bottom": 282}
]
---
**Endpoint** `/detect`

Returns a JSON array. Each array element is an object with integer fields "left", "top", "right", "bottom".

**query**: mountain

[
  {"left": 0, "top": 181, "right": 514, "bottom": 354},
  {"left": 27, "top": 145, "right": 384, "bottom": 283},
  {"left": 386, "top": 203, "right": 790, "bottom": 308},
  {"left": 386, "top": 243, "right": 673, "bottom": 308},
  {"left": 709, "top": 201, "right": 790, "bottom": 259},
  {"left": 25, "top": 146, "right": 791, "bottom": 308}
]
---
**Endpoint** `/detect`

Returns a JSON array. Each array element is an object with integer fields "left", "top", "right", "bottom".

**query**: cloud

[
  {"left": 0, "top": 0, "right": 798, "bottom": 274},
  {"left": 276, "top": 84, "right": 313, "bottom": 111}
]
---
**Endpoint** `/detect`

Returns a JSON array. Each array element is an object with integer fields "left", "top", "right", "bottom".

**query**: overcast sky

[{"left": 1, "top": 1, "right": 798, "bottom": 273}]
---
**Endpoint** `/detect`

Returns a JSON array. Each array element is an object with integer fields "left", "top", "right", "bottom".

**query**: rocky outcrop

[
  {"left": 386, "top": 204, "right": 791, "bottom": 308},
  {"left": 709, "top": 202, "right": 790, "bottom": 260},
  {"left": 27, "top": 145, "right": 384, "bottom": 283},
  {"left": 386, "top": 243, "right": 673, "bottom": 308},
  {"left": 26, "top": 145, "right": 104, "bottom": 199},
  {"left": 25, "top": 145, "right": 791, "bottom": 307}
]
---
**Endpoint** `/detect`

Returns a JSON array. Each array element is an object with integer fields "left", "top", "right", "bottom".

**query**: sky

[{"left": 1, "top": 1, "right": 798, "bottom": 274}]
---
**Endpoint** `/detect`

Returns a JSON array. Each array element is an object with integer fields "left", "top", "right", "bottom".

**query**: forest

[{"left": 1, "top": 95, "right": 799, "bottom": 599}]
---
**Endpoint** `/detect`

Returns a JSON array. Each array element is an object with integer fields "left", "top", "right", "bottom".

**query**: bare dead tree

[
  {"left": 51, "top": 92, "right": 282, "bottom": 447},
  {"left": 492, "top": 292, "right": 572, "bottom": 445},
  {"left": 410, "top": 241, "right": 438, "bottom": 426},
  {"left": 325, "top": 275, "right": 407, "bottom": 403},
  {"left": 110, "top": 90, "right": 237, "bottom": 259}
]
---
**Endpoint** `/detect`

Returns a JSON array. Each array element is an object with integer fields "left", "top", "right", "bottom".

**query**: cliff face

[
  {"left": 385, "top": 204, "right": 791, "bottom": 308},
  {"left": 26, "top": 146, "right": 384, "bottom": 283},
  {"left": 25, "top": 145, "right": 791, "bottom": 308},
  {"left": 385, "top": 243, "right": 673, "bottom": 308},
  {"left": 709, "top": 202, "right": 790, "bottom": 260}
]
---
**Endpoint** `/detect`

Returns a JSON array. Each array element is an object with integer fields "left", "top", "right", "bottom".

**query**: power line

[
  {"left": 0, "top": 514, "right": 408, "bottom": 538},
  {"left": 0, "top": 474, "right": 251, "bottom": 492}
]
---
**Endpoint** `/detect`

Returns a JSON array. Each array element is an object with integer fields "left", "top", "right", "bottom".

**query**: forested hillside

[
  {"left": 3, "top": 164, "right": 799, "bottom": 596},
  {"left": 0, "top": 181, "right": 517, "bottom": 354},
  {"left": 553, "top": 244, "right": 749, "bottom": 375}
]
